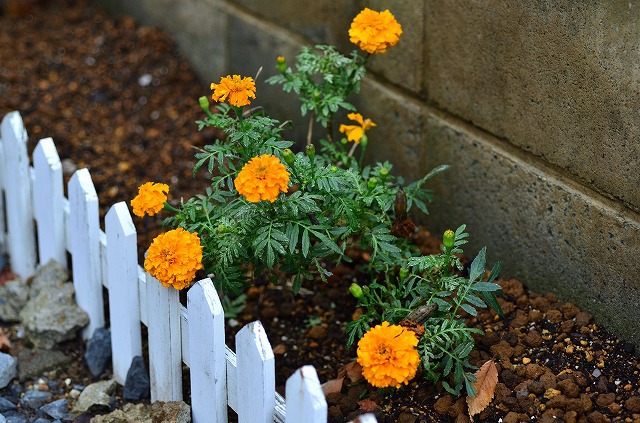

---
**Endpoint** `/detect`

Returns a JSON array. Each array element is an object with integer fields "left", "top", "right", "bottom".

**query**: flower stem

[{"left": 306, "top": 111, "right": 314, "bottom": 145}]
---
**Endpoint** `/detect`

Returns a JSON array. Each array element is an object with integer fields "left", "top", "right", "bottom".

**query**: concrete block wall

[{"left": 96, "top": 0, "right": 640, "bottom": 345}]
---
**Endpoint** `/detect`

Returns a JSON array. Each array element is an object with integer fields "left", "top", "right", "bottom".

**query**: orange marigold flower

[
  {"left": 131, "top": 182, "right": 169, "bottom": 218},
  {"left": 357, "top": 321, "right": 420, "bottom": 388},
  {"left": 211, "top": 75, "right": 257, "bottom": 107},
  {"left": 234, "top": 154, "right": 290, "bottom": 203},
  {"left": 339, "top": 113, "right": 376, "bottom": 144},
  {"left": 349, "top": 8, "right": 402, "bottom": 54},
  {"left": 144, "top": 228, "right": 203, "bottom": 290}
]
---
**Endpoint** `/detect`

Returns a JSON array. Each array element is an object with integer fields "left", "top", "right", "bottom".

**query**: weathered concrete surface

[
  {"left": 420, "top": 110, "right": 640, "bottom": 346},
  {"left": 425, "top": 1, "right": 640, "bottom": 211}
]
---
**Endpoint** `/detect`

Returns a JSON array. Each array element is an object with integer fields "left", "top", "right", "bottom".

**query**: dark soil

[{"left": 1, "top": 2, "right": 640, "bottom": 423}]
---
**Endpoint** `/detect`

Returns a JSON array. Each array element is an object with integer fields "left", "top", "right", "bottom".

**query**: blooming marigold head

[
  {"left": 211, "top": 75, "right": 257, "bottom": 107},
  {"left": 144, "top": 228, "right": 203, "bottom": 290},
  {"left": 131, "top": 182, "right": 169, "bottom": 218},
  {"left": 234, "top": 154, "right": 290, "bottom": 203},
  {"left": 338, "top": 113, "right": 376, "bottom": 144},
  {"left": 357, "top": 321, "right": 420, "bottom": 388},
  {"left": 349, "top": 8, "right": 402, "bottom": 54}
]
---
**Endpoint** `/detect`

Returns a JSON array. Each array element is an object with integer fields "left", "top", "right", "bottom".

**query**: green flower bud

[
  {"left": 367, "top": 177, "right": 378, "bottom": 190},
  {"left": 443, "top": 229, "right": 455, "bottom": 249},
  {"left": 360, "top": 134, "right": 368, "bottom": 148},
  {"left": 199, "top": 96, "right": 210, "bottom": 112},
  {"left": 217, "top": 224, "right": 228, "bottom": 234},
  {"left": 379, "top": 167, "right": 389, "bottom": 180},
  {"left": 313, "top": 90, "right": 321, "bottom": 99},
  {"left": 330, "top": 166, "right": 338, "bottom": 172},
  {"left": 349, "top": 283, "right": 364, "bottom": 300},
  {"left": 305, "top": 144, "right": 316, "bottom": 160},
  {"left": 399, "top": 267, "right": 410, "bottom": 281},
  {"left": 340, "top": 137, "right": 348, "bottom": 145},
  {"left": 282, "top": 148, "right": 295, "bottom": 166},
  {"left": 276, "top": 56, "right": 287, "bottom": 73}
]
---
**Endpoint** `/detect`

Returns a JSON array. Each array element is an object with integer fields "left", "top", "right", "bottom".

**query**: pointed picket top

[
  {"left": 236, "top": 320, "right": 276, "bottom": 423},
  {"left": 105, "top": 202, "right": 141, "bottom": 384},
  {"left": 68, "top": 168, "right": 104, "bottom": 340},
  {"left": 187, "top": 279, "right": 227, "bottom": 423},
  {"left": 1, "top": 111, "right": 36, "bottom": 279},
  {"left": 285, "top": 365, "right": 327, "bottom": 423},
  {"left": 348, "top": 414, "right": 378, "bottom": 423},
  {"left": 33, "top": 137, "right": 66, "bottom": 267}
]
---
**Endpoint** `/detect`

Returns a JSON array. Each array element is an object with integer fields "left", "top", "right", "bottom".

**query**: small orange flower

[
  {"left": 357, "top": 321, "right": 420, "bottom": 388},
  {"left": 131, "top": 182, "right": 169, "bottom": 217},
  {"left": 339, "top": 113, "right": 376, "bottom": 144},
  {"left": 144, "top": 228, "right": 203, "bottom": 290},
  {"left": 211, "top": 75, "right": 257, "bottom": 107},
  {"left": 349, "top": 8, "right": 402, "bottom": 54},
  {"left": 234, "top": 154, "right": 290, "bottom": 202}
]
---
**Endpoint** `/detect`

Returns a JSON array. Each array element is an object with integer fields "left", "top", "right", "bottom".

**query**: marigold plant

[
  {"left": 144, "top": 228, "right": 203, "bottom": 290},
  {"left": 211, "top": 75, "right": 256, "bottom": 107},
  {"left": 349, "top": 8, "right": 403, "bottom": 54},
  {"left": 234, "top": 154, "right": 290, "bottom": 202},
  {"left": 130, "top": 182, "right": 169, "bottom": 217},
  {"left": 339, "top": 112, "right": 376, "bottom": 144},
  {"left": 357, "top": 322, "right": 420, "bottom": 388}
]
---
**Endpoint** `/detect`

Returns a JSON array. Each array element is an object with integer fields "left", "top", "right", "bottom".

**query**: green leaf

[
  {"left": 469, "top": 247, "right": 487, "bottom": 282},
  {"left": 472, "top": 282, "right": 502, "bottom": 292},
  {"left": 460, "top": 303, "right": 478, "bottom": 316}
]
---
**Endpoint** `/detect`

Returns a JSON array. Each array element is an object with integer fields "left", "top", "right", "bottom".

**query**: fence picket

[
  {"left": 348, "top": 414, "right": 378, "bottom": 423},
  {"left": 33, "top": 137, "right": 67, "bottom": 267},
  {"left": 105, "top": 202, "right": 142, "bottom": 384},
  {"left": 0, "top": 142, "right": 5, "bottom": 261},
  {"left": 285, "top": 365, "right": 327, "bottom": 423},
  {"left": 236, "top": 321, "right": 276, "bottom": 423},
  {"left": 146, "top": 273, "right": 183, "bottom": 402},
  {"left": 68, "top": 169, "right": 104, "bottom": 340},
  {"left": 187, "top": 279, "right": 227, "bottom": 423},
  {"left": 1, "top": 111, "right": 36, "bottom": 279}
]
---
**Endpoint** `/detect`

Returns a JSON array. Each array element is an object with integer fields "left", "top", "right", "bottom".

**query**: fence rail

[{"left": 0, "top": 111, "right": 378, "bottom": 423}]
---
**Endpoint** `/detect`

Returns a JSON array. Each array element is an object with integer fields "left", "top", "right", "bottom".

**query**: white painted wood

[
  {"left": 33, "top": 137, "right": 67, "bottom": 267},
  {"left": 0, "top": 142, "right": 6, "bottom": 258},
  {"left": 347, "top": 414, "right": 378, "bottom": 423},
  {"left": 236, "top": 321, "right": 276, "bottom": 423},
  {"left": 105, "top": 202, "right": 142, "bottom": 385},
  {"left": 1, "top": 111, "right": 36, "bottom": 278},
  {"left": 68, "top": 169, "right": 104, "bottom": 340},
  {"left": 146, "top": 273, "right": 182, "bottom": 402},
  {"left": 187, "top": 279, "right": 227, "bottom": 423},
  {"left": 285, "top": 365, "right": 327, "bottom": 423}
]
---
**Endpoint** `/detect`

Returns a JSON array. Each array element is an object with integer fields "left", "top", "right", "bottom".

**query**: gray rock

[
  {"left": 71, "top": 379, "right": 116, "bottom": 414},
  {"left": 90, "top": 401, "right": 190, "bottom": 423},
  {"left": 0, "top": 353, "right": 17, "bottom": 389},
  {"left": 123, "top": 356, "right": 149, "bottom": 401},
  {"left": 84, "top": 328, "right": 111, "bottom": 377},
  {"left": 4, "top": 415, "right": 25, "bottom": 423},
  {"left": 0, "top": 280, "right": 29, "bottom": 323},
  {"left": 39, "top": 398, "right": 70, "bottom": 420},
  {"left": 17, "top": 349, "right": 71, "bottom": 382},
  {"left": 19, "top": 283, "right": 89, "bottom": 349},
  {"left": 0, "top": 397, "right": 17, "bottom": 412},
  {"left": 19, "top": 390, "right": 52, "bottom": 411},
  {"left": 0, "top": 415, "right": 5, "bottom": 423},
  {"left": 29, "top": 260, "right": 69, "bottom": 299},
  {"left": 32, "top": 419, "right": 52, "bottom": 423}
]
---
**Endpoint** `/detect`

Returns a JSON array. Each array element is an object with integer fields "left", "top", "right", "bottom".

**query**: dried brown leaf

[
  {"left": 0, "top": 331, "right": 11, "bottom": 353},
  {"left": 339, "top": 360, "right": 363, "bottom": 383},
  {"left": 466, "top": 359, "right": 498, "bottom": 419},
  {"left": 321, "top": 377, "right": 344, "bottom": 397},
  {"left": 357, "top": 398, "right": 381, "bottom": 412}
]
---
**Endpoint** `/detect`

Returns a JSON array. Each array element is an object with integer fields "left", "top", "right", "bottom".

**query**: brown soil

[{"left": 1, "top": 2, "right": 640, "bottom": 423}]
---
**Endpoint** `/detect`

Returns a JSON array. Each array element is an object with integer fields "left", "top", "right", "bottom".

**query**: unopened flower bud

[
  {"left": 340, "top": 137, "right": 348, "bottom": 145},
  {"left": 313, "top": 90, "right": 321, "bottom": 99},
  {"left": 399, "top": 267, "right": 410, "bottom": 281},
  {"left": 330, "top": 166, "right": 338, "bottom": 172},
  {"left": 217, "top": 224, "right": 228, "bottom": 234},
  {"left": 276, "top": 55, "right": 286, "bottom": 73},
  {"left": 282, "top": 148, "right": 295, "bottom": 166},
  {"left": 379, "top": 167, "right": 389, "bottom": 180},
  {"left": 199, "top": 96, "right": 210, "bottom": 112},
  {"left": 367, "top": 177, "right": 378, "bottom": 190},
  {"left": 305, "top": 144, "right": 316, "bottom": 160},
  {"left": 443, "top": 229, "right": 455, "bottom": 249},
  {"left": 360, "top": 134, "right": 368, "bottom": 148},
  {"left": 349, "top": 283, "right": 364, "bottom": 299}
]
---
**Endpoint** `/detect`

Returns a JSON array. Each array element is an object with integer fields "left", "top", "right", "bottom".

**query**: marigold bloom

[
  {"left": 234, "top": 154, "right": 290, "bottom": 202},
  {"left": 131, "top": 182, "right": 169, "bottom": 218},
  {"left": 339, "top": 113, "right": 377, "bottom": 144},
  {"left": 144, "top": 228, "right": 203, "bottom": 290},
  {"left": 357, "top": 321, "right": 420, "bottom": 388},
  {"left": 349, "top": 8, "right": 402, "bottom": 54},
  {"left": 211, "top": 75, "right": 256, "bottom": 107}
]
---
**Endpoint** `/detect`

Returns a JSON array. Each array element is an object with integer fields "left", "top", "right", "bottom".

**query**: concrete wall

[{"left": 96, "top": 0, "right": 640, "bottom": 345}]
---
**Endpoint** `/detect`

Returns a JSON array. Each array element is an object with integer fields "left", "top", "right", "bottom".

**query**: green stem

[{"left": 162, "top": 202, "right": 180, "bottom": 213}]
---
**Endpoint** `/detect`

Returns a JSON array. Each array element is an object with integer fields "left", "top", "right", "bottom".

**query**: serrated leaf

[
  {"left": 466, "top": 359, "right": 498, "bottom": 419},
  {"left": 469, "top": 247, "right": 487, "bottom": 282}
]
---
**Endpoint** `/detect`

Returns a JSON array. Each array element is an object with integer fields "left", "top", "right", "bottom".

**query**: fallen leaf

[
  {"left": 466, "top": 359, "right": 498, "bottom": 419},
  {"left": 357, "top": 398, "right": 380, "bottom": 412},
  {"left": 321, "top": 377, "right": 344, "bottom": 397},
  {"left": 0, "top": 331, "right": 11, "bottom": 353},
  {"left": 337, "top": 360, "right": 364, "bottom": 383}
]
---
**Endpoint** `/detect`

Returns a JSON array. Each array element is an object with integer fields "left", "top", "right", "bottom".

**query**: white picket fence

[{"left": 0, "top": 111, "right": 378, "bottom": 423}]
